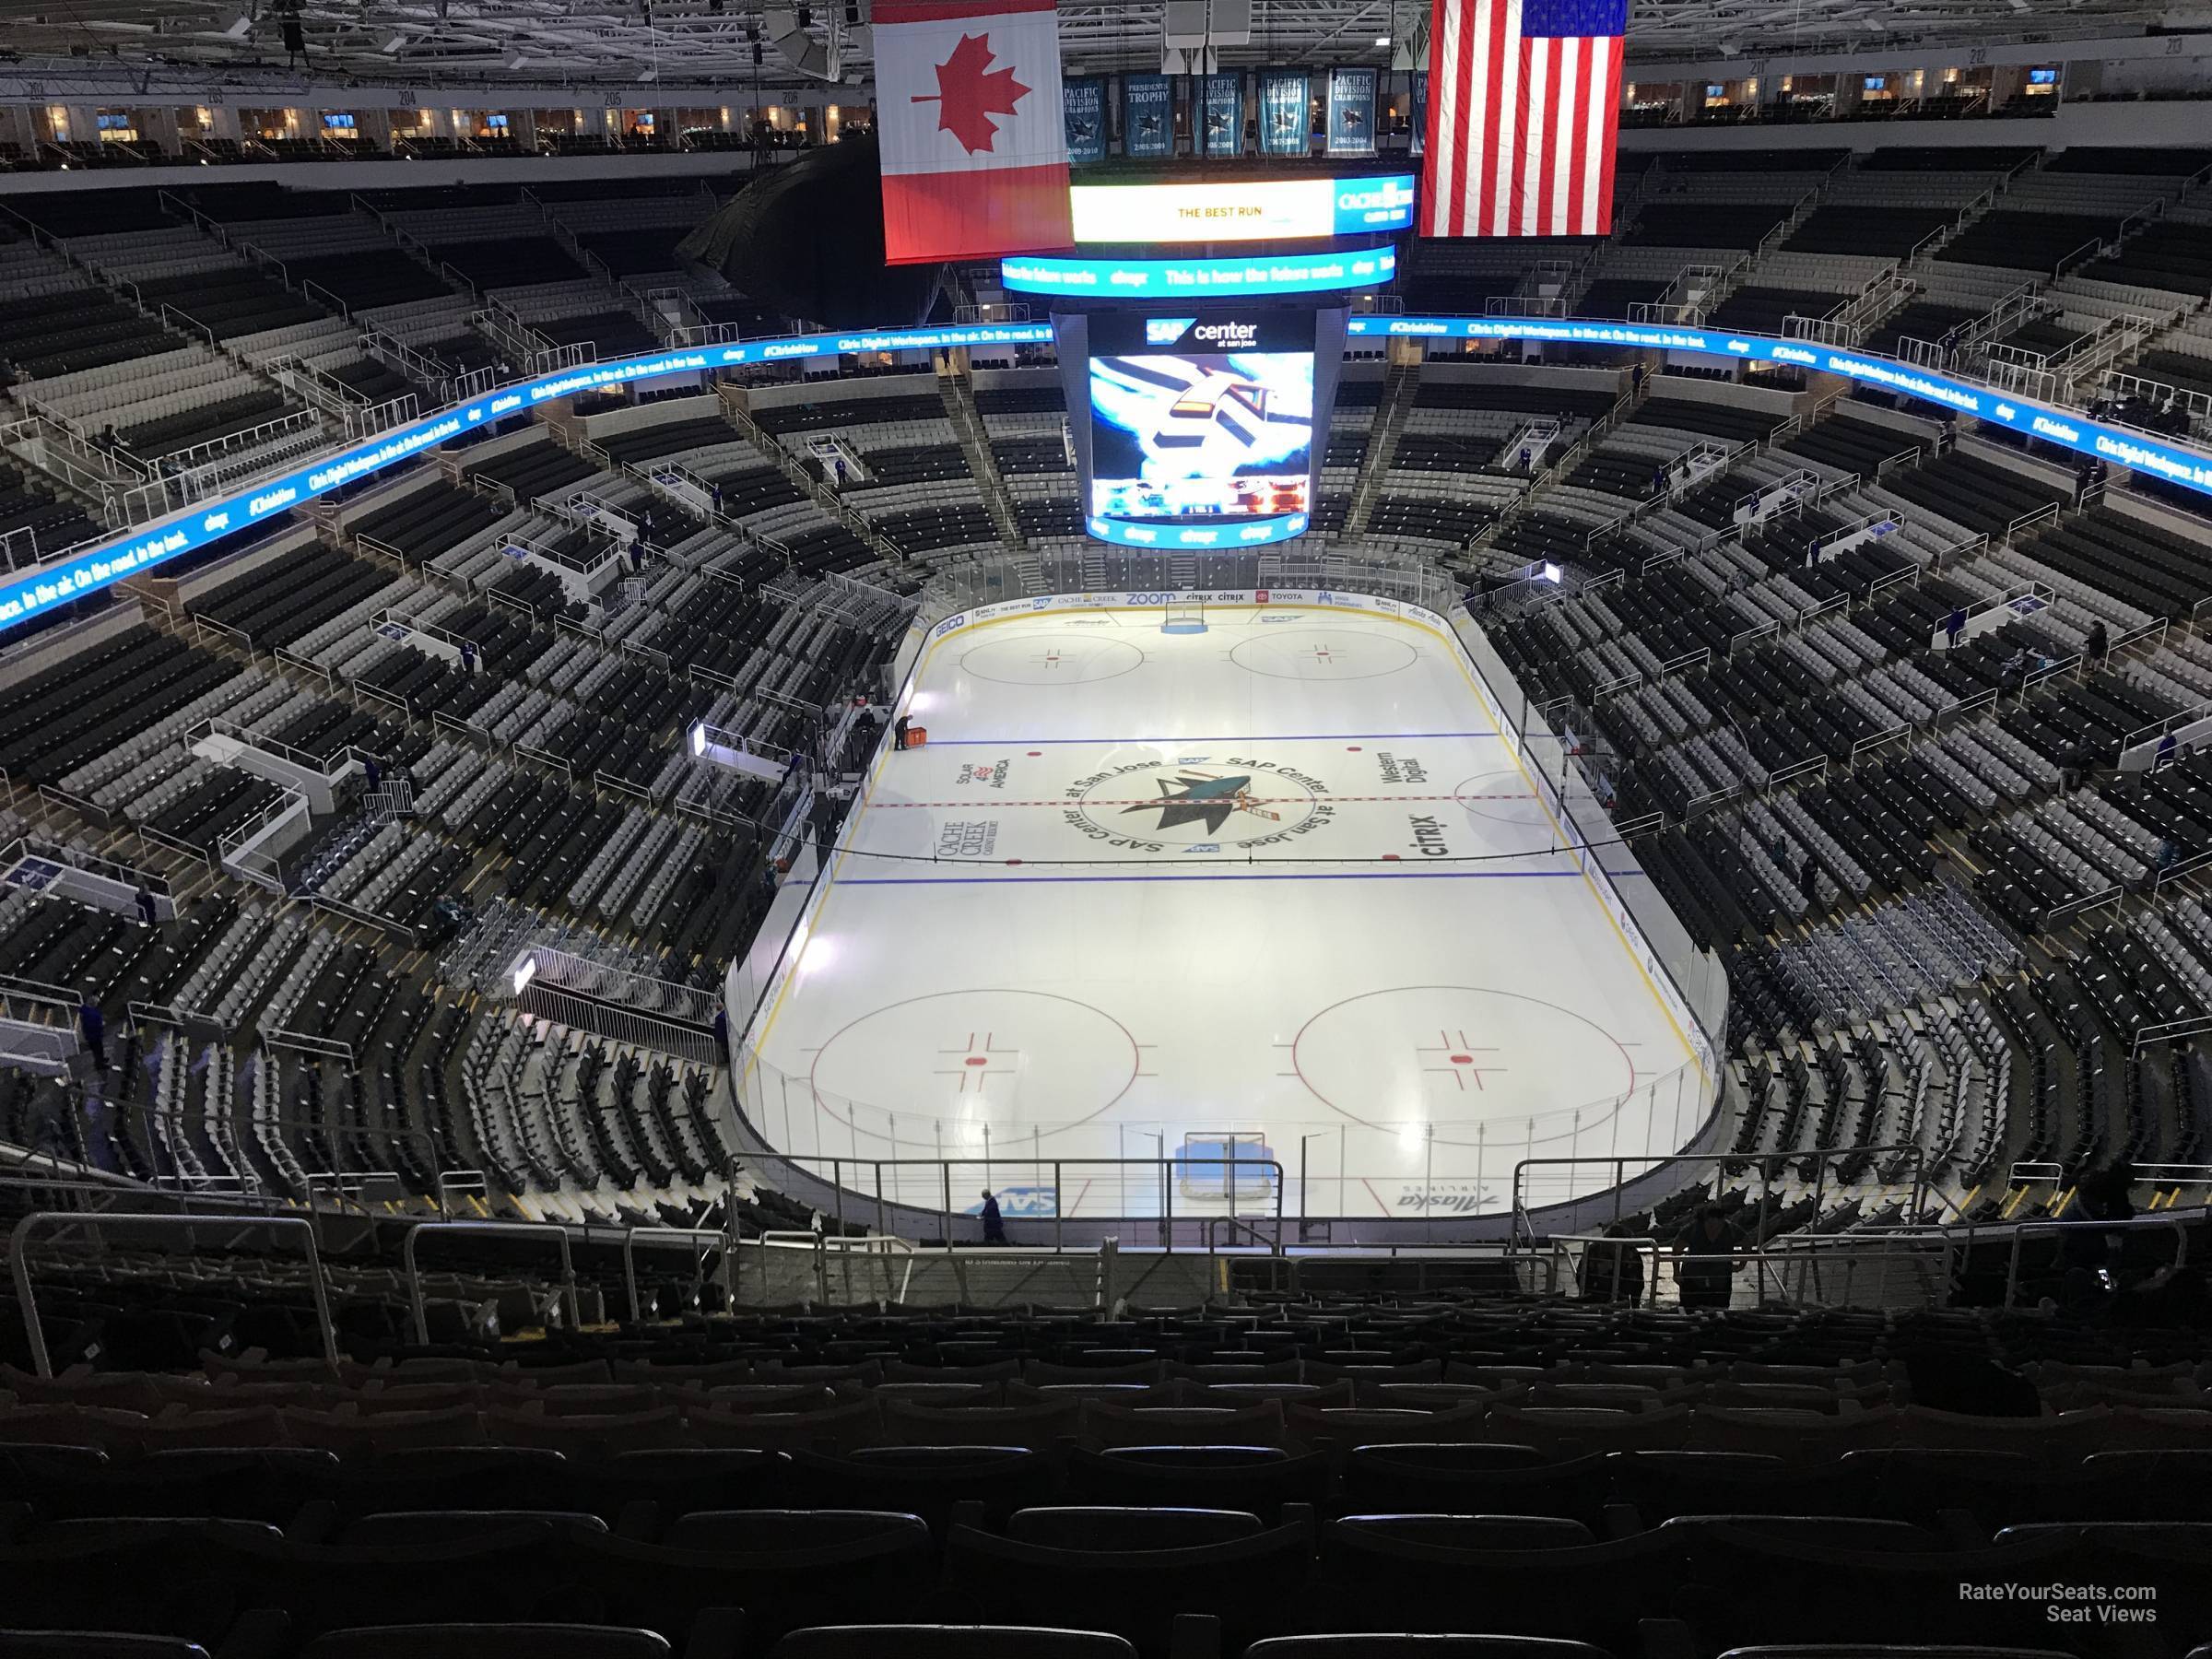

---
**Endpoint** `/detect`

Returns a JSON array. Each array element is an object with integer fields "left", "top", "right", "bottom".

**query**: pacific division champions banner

[
  {"left": 1123, "top": 74, "right": 1174, "bottom": 158},
  {"left": 1064, "top": 76, "right": 1107, "bottom": 165},
  {"left": 1202, "top": 72, "right": 1243, "bottom": 158},
  {"left": 1258, "top": 69, "right": 1310, "bottom": 157},
  {"left": 1326, "top": 66, "right": 1377, "bottom": 156}
]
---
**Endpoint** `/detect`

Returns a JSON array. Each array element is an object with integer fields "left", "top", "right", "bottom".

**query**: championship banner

[
  {"left": 1258, "top": 69, "right": 1310, "bottom": 156},
  {"left": 1326, "top": 66, "right": 1377, "bottom": 156},
  {"left": 1064, "top": 76, "right": 1107, "bottom": 164},
  {"left": 1202, "top": 71, "right": 1244, "bottom": 158},
  {"left": 1412, "top": 70, "right": 1429, "bottom": 156},
  {"left": 1123, "top": 73, "right": 1174, "bottom": 158},
  {"left": 875, "top": 0, "right": 1074, "bottom": 263}
]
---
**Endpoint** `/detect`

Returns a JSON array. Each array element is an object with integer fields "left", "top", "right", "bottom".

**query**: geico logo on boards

[
  {"left": 934, "top": 613, "right": 968, "bottom": 635},
  {"left": 1191, "top": 322, "right": 1259, "bottom": 345}
]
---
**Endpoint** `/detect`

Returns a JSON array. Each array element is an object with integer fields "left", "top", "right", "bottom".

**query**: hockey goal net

[{"left": 1161, "top": 600, "right": 1207, "bottom": 634}]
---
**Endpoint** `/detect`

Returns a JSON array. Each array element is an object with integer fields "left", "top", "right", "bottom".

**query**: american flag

[{"left": 1419, "top": 0, "right": 1629, "bottom": 239}]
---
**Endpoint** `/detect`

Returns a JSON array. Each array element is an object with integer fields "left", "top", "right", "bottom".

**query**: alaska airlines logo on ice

[{"left": 1145, "top": 317, "right": 1197, "bottom": 345}]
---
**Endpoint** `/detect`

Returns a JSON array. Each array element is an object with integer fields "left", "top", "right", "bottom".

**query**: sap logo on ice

[{"left": 1145, "top": 317, "right": 1197, "bottom": 345}]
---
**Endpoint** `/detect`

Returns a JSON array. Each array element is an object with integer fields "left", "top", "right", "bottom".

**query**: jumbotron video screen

[
  {"left": 1090, "top": 317, "right": 1313, "bottom": 523},
  {"left": 1058, "top": 309, "right": 1344, "bottom": 548}
]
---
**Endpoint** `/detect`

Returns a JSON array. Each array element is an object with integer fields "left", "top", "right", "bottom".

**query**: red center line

[{"left": 877, "top": 794, "right": 1536, "bottom": 808}]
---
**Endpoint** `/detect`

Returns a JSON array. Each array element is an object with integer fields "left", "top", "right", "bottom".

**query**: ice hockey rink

[{"left": 735, "top": 596, "right": 1711, "bottom": 1224}]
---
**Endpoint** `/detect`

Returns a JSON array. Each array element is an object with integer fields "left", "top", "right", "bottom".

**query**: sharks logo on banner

[
  {"left": 1202, "top": 71, "right": 1244, "bottom": 158},
  {"left": 1123, "top": 73, "right": 1174, "bottom": 158},
  {"left": 1063, "top": 75, "right": 1107, "bottom": 164},
  {"left": 1258, "top": 69, "right": 1310, "bottom": 156},
  {"left": 1326, "top": 66, "right": 1377, "bottom": 156}
]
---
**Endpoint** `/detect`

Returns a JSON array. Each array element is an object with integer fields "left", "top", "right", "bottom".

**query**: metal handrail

[
  {"left": 2003, "top": 1214, "right": 2190, "bottom": 1308},
  {"left": 402, "top": 1218, "right": 580, "bottom": 1343},
  {"left": 10, "top": 1209, "right": 337, "bottom": 1377}
]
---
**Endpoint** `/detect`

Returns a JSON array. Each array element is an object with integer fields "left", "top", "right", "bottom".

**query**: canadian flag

[{"left": 876, "top": 0, "right": 1074, "bottom": 265}]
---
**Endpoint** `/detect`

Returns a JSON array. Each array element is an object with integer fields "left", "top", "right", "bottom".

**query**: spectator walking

[
  {"left": 1798, "top": 854, "right": 1820, "bottom": 910},
  {"left": 1676, "top": 1206, "right": 1742, "bottom": 1309},
  {"left": 712, "top": 1006, "right": 729, "bottom": 1054},
  {"left": 1581, "top": 1222, "right": 1645, "bottom": 1304},
  {"left": 710, "top": 482, "right": 724, "bottom": 517},
  {"left": 833, "top": 455, "right": 847, "bottom": 491},
  {"left": 76, "top": 996, "right": 106, "bottom": 1077},
  {"left": 364, "top": 755, "right": 382, "bottom": 794},
  {"left": 460, "top": 639, "right": 477, "bottom": 675},
  {"left": 134, "top": 884, "right": 158, "bottom": 927},
  {"left": 1944, "top": 606, "right": 1967, "bottom": 649},
  {"left": 2085, "top": 619, "right": 2108, "bottom": 667},
  {"left": 980, "top": 1190, "right": 1007, "bottom": 1245}
]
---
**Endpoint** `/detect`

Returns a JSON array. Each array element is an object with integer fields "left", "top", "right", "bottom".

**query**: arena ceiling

[{"left": 0, "top": 0, "right": 2192, "bottom": 88}]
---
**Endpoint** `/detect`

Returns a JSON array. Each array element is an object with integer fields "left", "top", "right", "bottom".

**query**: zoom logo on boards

[{"left": 1145, "top": 317, "right": 1198, "bottom": 345}]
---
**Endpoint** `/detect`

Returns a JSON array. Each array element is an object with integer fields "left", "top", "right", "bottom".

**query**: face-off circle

[
  {"left": 1070, "top": 755, "right": 1327, "bottom": 848},
  {"left": 1452, "top": 770, "right": 1555, "bottom": 853},
  {"left": 807, "top": 989, "right": 1144, "bottom": 1133},
  {"left": 1229, "top": 629, "right": 1418, "bottom": 681},
  {"left": 960, "top": 631, "right": 1145, "bottom": 686},
  {"left": 1290, "top": 984, "right": 1641, "bottom": 1141}
]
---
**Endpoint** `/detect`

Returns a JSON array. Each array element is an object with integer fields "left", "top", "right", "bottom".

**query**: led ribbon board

[
  {"left": 0, "top": 323, "right": 1052, "bottom": 634},
  {"left": 1083, "top": 510, "right": 1311, "bottom": 548},
  {"left": 1343, "top": 314, "right": 2212, "bottom": 498},
  {"left": 1001, "top": 248, "right": 1398, "bottom": 298},
  {"left": 14, "top": 312, "right": 2212, "bottom": 636},
  {"left": 1067, "top": 173, "right": 1418, "bottom": 243}
]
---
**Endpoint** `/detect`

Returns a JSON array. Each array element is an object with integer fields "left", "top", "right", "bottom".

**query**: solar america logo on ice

[{"left": 1065, "top": 756, "right": 1335, "bottom": 851}]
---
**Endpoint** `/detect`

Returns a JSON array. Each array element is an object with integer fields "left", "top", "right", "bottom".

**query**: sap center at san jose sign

[{"left": 7, "top": 312, "right": 2212, "bottom": 637}]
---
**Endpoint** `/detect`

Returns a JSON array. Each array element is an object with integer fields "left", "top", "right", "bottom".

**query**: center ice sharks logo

[
  {"left": 1067, "top": 756, "right": 1335, "bottom": 852},
  {"left": 1123, "top": 771, "right": 1276, "bottom": 834}
]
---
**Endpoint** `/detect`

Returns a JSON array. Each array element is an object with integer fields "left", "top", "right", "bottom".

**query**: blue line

[
  {"left": 841, "top": 868, "right": 1586, "bottom": 886},
  {"left": 924, "top": 731, "right": 1504, "bottom": 746}
]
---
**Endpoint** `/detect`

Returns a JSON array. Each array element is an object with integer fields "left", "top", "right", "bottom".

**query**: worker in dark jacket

[
  {"left": 1677, "top": 1206, "right": 1743, "bottom": 1309},
  {"left": 979, "top": 1190, "right": 1007, "bottom": 1245}
]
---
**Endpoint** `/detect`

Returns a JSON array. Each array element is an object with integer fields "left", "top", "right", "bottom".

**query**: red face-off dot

[{"left": 965, "top": 1056, "right": 989, "bottom": 1066}]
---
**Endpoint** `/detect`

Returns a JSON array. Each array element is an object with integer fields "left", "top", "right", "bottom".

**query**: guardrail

[{"left": 11, "top": 1210, "right": 337, "bottom": 1376}]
